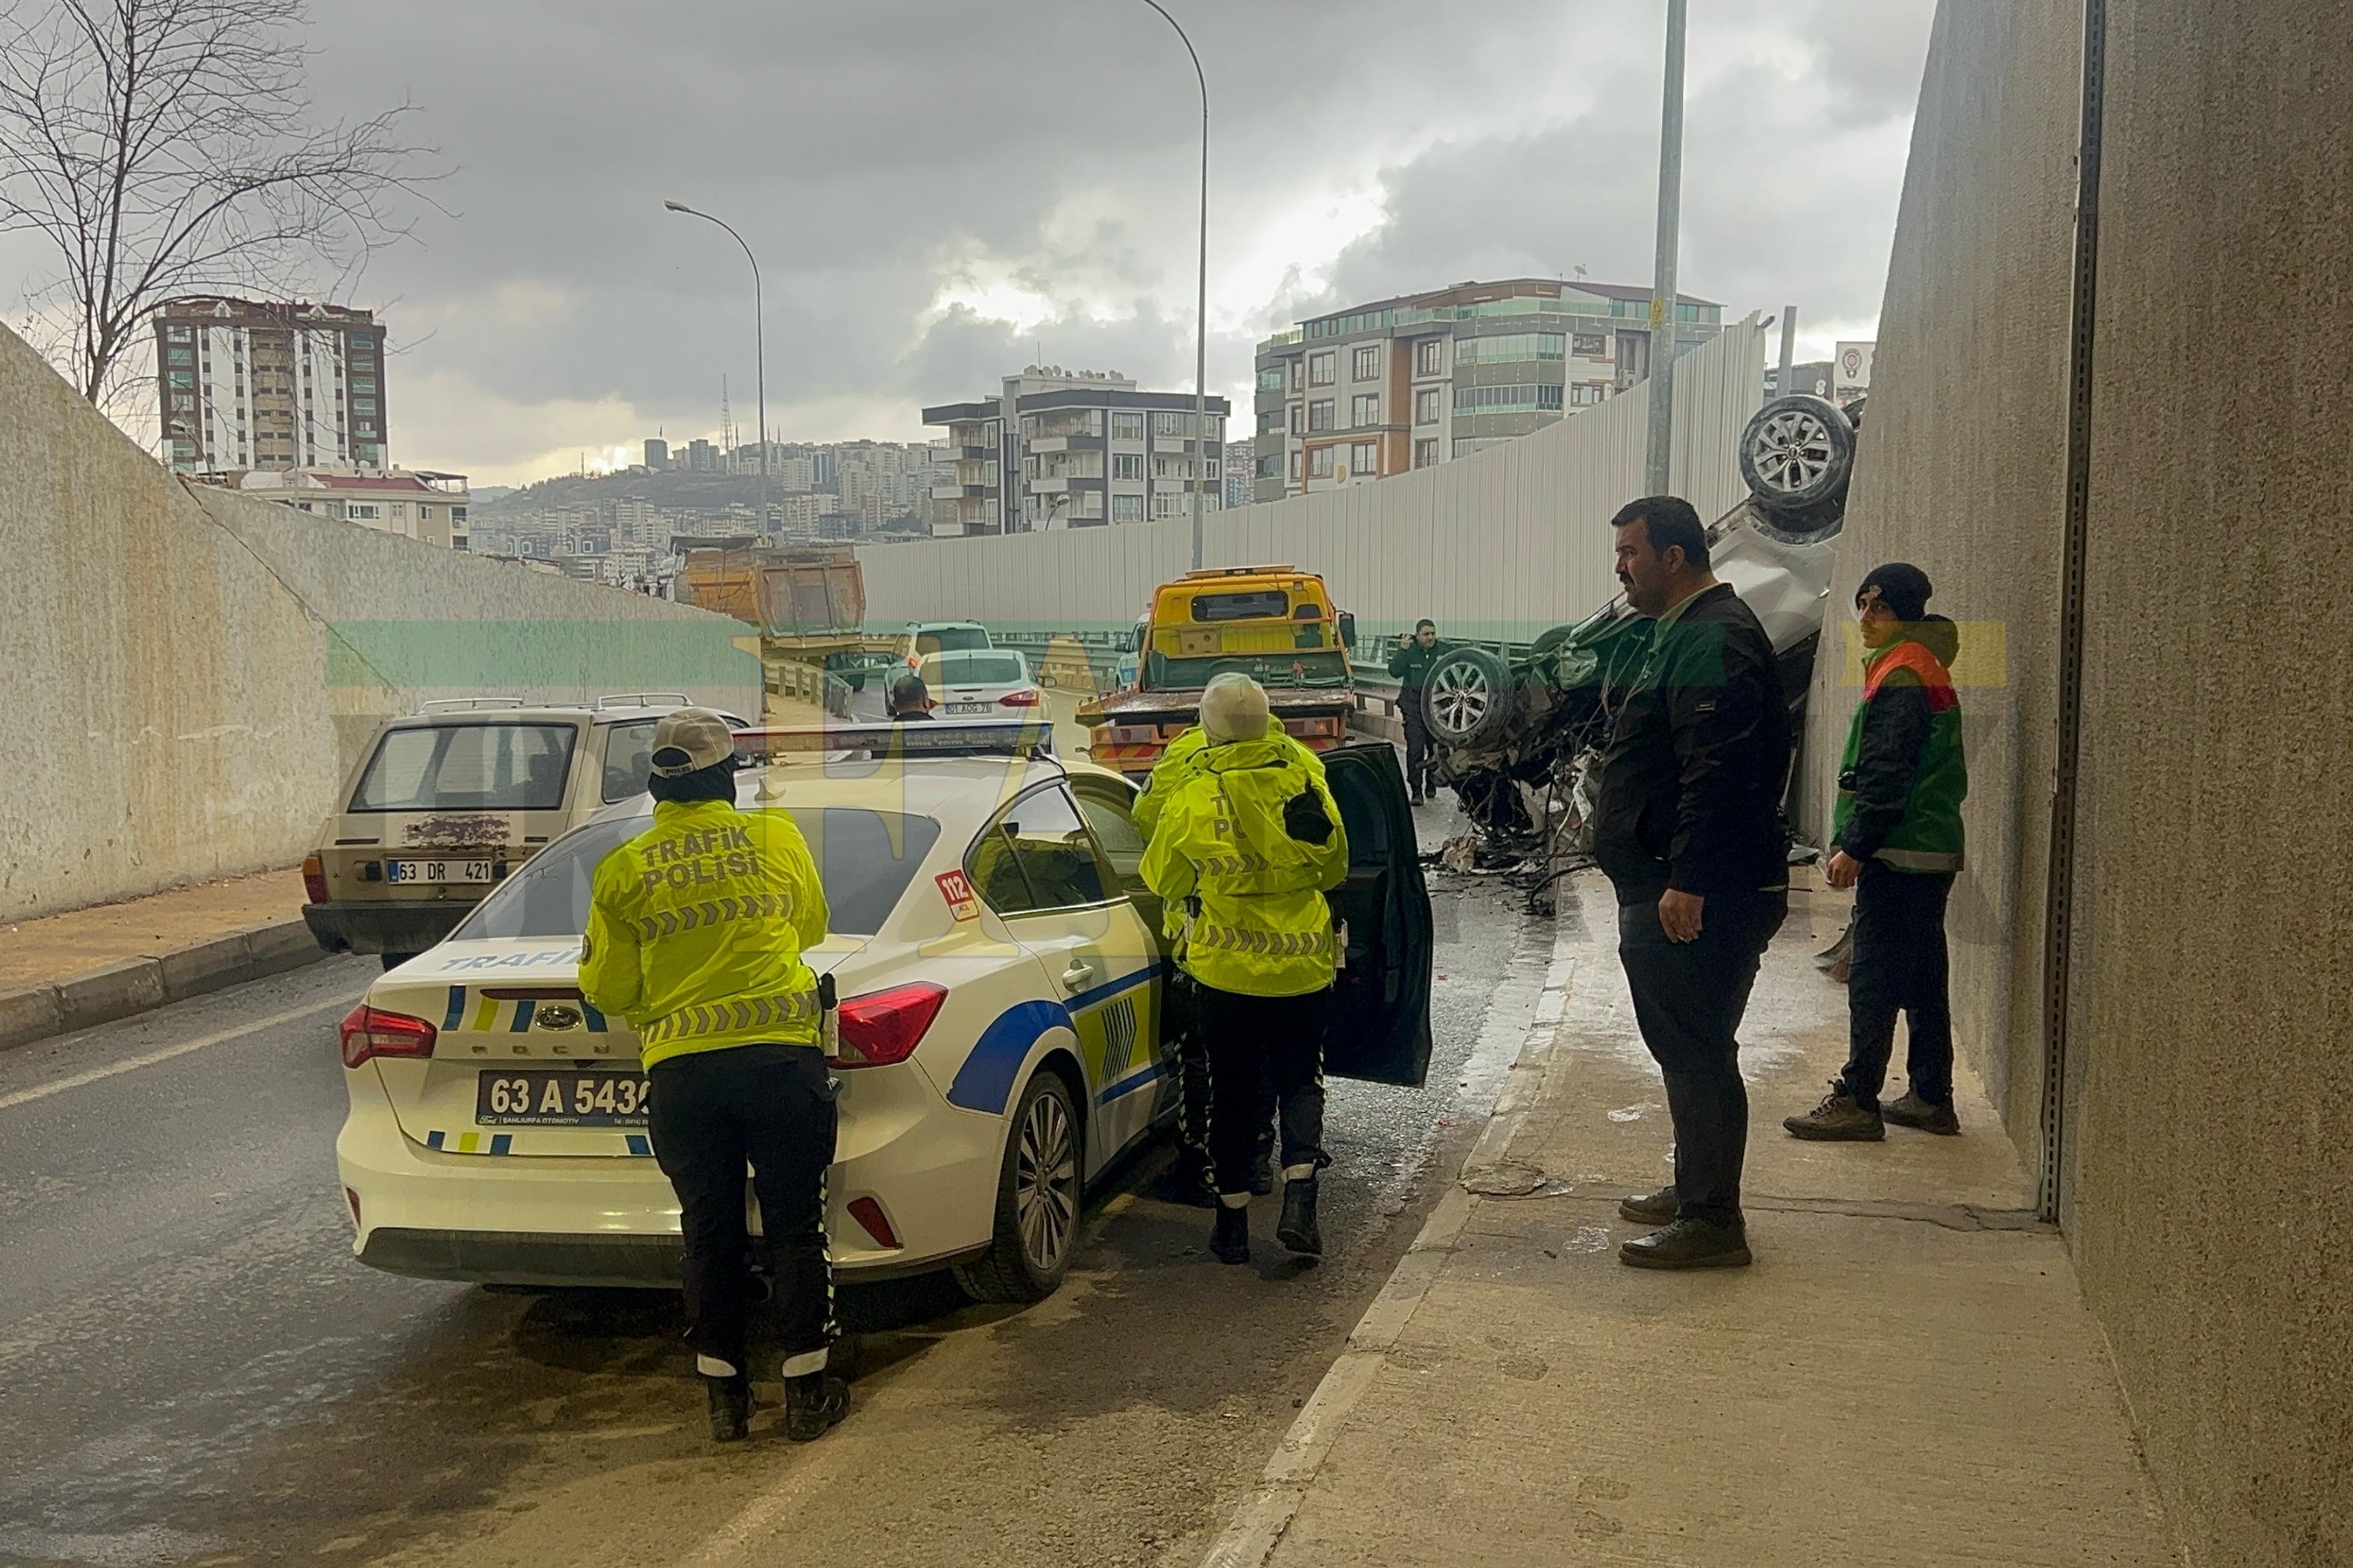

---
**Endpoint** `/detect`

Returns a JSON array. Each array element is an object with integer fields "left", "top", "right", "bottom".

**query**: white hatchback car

[
  {"left": 918, "top": 649, "right": 1041, "bottom": 718},
  {"left": 335, "top": 722, "right": 1435, "bottom": 1303}
]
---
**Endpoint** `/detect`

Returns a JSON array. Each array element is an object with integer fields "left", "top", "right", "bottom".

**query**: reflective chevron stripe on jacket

[
  {"left": 640, "top": 990, "right": 820, "bottom": 1050},
  {"left": 1189, "top": 922, "right": 1333, "bottom": 958},
  {"left": 630, "top": 891, "right": 795, "bottom": 942}
]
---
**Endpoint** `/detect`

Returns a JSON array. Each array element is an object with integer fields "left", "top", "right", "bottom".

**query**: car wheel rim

[
  {"left": 1430, "top": 661, "right": 1490, "bottom": 735},
  {"left": 1750, "top": 408, "right": 1834, "bottom": 497},
  {"left": 1015, "top": 1089, "right": 1077, "bottom": 1275}
]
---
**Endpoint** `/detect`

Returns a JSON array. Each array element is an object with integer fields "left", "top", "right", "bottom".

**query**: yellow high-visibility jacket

[
  {"left": 1140, "top": 728, "right": 1349, "bottom": 999},
  {"left": 581, "top": 799, "right": 830, "bottom": 1070}
]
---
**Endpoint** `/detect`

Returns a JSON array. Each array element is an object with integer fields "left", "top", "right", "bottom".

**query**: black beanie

[{"left": 1857, "top": 562, "right": 1932, "bottom": 622}]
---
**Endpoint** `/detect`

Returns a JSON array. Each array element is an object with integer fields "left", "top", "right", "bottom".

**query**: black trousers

[
  {"left": 1839, "top": 863, "right": 1957, "bottom": 1111},
  {"left": 647, "top": 1043, "right": 837, "bottom": 1376},
  {"left": 1615, "top": 890, "right": 1788, "bottom": 1228},
  {"left": 1170, "top": 974, "right": 1275, "bottom": 1191},
  {"left": 1196, "top": 983, "right": 1328, "bottom": 1198},
  {"left": 1400, "top": 700, "right": 1435, "bottom": 796}
]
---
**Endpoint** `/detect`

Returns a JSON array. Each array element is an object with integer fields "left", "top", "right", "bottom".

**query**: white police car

[{"left": 334, "top": 721, "right": 1434, "bottom": 1303}]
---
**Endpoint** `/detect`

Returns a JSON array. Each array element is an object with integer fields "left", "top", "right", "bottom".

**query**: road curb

[
  {"left": 1194, "top": 912, "right": 1581, "bottom": 1568},
  {"left": 0, "top": 917, "right": 329, "bottom": 1055}
]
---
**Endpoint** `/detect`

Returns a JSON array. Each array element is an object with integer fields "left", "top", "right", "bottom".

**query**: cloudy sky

[{"left": 9, "top": 0, "right": 1937, "bottom": 487}]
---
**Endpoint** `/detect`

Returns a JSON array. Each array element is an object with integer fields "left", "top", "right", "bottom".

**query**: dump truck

[
  {"left": 1077, "top": 565, "right": 1359, "bottom": 779},
  {"left": 676, "top": 545, "right": 897, "bottom": 718}
]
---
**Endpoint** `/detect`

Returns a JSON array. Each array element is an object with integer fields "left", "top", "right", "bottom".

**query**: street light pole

[
  {"left": 665, "top": 200, "right": 770, "bottom": 534},
  {"left": 1643, "top": 0, "right": 1688, "bottom": 498},
  {"left": 1137, "top": 0, "right": 1210, "bottom": 569}
]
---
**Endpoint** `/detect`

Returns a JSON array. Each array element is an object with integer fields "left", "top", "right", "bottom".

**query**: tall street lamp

[
  {"left": 665, "top": 199, "right": 770, "bottom": 533},
  {"left": 1642, "top": 0, "right": 1688, "bottom": 498},
  {"left": 1135, "top": 0, "right": 1210, "bottom": 569}
]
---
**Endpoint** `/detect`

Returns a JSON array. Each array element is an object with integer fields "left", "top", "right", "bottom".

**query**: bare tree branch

[{"left": 0, "top": 0, "right": 442, "bottom": 415}]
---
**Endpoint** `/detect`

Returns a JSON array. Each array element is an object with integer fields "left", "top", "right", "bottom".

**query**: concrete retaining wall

[
  {"left": 0, "top": 324, "right": 759, "bottom": 922},
  {"left": 1808, "top": 3, "right": 2352, "bottom": 1560},
  {"left": 857, "top": 320, "right": 1767, "bottom": 645}
]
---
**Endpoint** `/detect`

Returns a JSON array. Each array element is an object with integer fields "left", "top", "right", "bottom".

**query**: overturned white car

[{"left": 1419, "top": 393, "right": 1862, "bottom": 852}]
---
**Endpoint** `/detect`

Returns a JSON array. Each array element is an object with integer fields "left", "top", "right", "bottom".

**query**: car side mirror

[{"left": 1337, "top": 611, "right": 1358, "bottom": 651}]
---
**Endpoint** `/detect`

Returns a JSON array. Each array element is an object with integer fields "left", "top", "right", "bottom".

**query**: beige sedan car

[{"left": 301, "top": 695, "right": 747, "bottom": 968}]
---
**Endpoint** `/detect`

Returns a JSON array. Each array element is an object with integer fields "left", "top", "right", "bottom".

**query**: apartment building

[
  {"left": 923, "top": 366, "right": 1230, "bottom": 537},
  {"left": 153, "top": 296, "right": 390, "bottom": 472},
  {"left": 211, "top": 467, "right": 470, "bottom": 549},
  {"left": 1250, "top": 278, "right": 1724, "bottom": 502}
]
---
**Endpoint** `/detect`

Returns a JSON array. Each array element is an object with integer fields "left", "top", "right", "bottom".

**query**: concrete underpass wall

[
  {"left": 1808, "top": 3, "right": 2352, "bottom": 1560},
  {"left": 858, "top": 322, "right": 1765, "bottom": 643},
  {"left": 0, "top": 325, "right": 758, "bottom": 922}
]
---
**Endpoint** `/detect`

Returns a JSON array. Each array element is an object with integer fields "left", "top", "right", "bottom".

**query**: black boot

[
  {"left": 1617, "top": 1182, "right": 1680, "bottom": 1226},
  {"left": 1276, "top": 1177, "right": 1322, "bottom": 1257},
  {"left": 783, "top": 1371, "right": 850, "bottom": 1443},
  {"left": 704, "top": 1372, "right": 752, "bottom": 1442},
  {"left": 1618, "top": 1217, "right": 1752, "bottom": 1270},
  {"left": 1156, "top": 1147, "right": 1216, "bottom": 1208},
  {"left": 1210, "top": 1203, "right": 1251, "bottom": 1264}
]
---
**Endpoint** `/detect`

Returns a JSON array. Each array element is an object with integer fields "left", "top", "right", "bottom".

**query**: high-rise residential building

[
  {"left": 153, "top": 295, "right": 390, "bottom": 472},
  {"left": 1250, "top": 278, "right": 1725, "bottom": 502},
  {"left": 643, "top": 437, "right": 669, "bottom": 471},
  {"left": 923, "top": 366, "right": 1230, "bottom": 537},
  {"left": 1223, "top": 439, "right": 1255, "bottom": 509}
]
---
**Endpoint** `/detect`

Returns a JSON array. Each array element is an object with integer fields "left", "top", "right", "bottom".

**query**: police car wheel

[{"left": 952, "top": 1070, "right": 1080, "bottom": 1305}]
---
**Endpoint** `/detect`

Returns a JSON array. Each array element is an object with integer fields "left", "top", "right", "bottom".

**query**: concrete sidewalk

[
  {"left": 0, "top": 868, "right": 321, "bottom": 1051},
  {"left": 1210, "top": 871, "right": 2181, "bottom": 1567}
]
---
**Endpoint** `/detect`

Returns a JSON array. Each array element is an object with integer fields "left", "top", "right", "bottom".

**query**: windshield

[
  {"left": 350, "top": 723, "right": 578, "bottom": 812},
  {"left": 913, "top": 626, "right": 990, "bottom": 656},
  {"left": 1190, "top": 590, "right": 1293, "bottom": 622},
  {"left": 453, "top": 806, "right": 942, "bottom": 939},
  {"left": 923, "top": 651, "right": 1027, "bottom": 686}
]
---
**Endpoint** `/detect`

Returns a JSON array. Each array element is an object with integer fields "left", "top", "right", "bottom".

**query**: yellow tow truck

[{"left": 1077, "top": 565, "right": 1358, "bottom": 779}]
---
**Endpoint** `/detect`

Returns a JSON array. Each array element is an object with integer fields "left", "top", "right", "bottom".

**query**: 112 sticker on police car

[{"left": 935, "top": 869, "right": 980, "bottom": 922}]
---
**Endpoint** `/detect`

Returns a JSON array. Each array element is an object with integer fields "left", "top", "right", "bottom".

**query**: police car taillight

[
  {"left": 831, "top": 983, "right": 946, "bottom": 1069},
  {"left": 339, "top": 1005, "right": 437, "bottom": 1069}
]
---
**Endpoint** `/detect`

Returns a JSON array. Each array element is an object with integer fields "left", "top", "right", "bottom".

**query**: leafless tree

[{"left": 0, "top": 0, "right": 437, "bottom": 413}]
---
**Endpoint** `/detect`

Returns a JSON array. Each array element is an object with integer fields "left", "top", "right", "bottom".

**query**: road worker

[
  {"left": 579, "top": 707, "right": 850, "bottom": 1443},
  {"left": 1141, "top": 673, "right": 1350, "bottom": 1264}
]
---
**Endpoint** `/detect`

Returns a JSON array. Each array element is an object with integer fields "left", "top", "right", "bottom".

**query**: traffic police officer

[
  {"left": 1136, "top": 705, "right": 1275, "bottom": 1208},
  {"left": 1141, "top": 674, "right": 1350, "bottom": 1264},
  {"left": 580, "top": 707, "right": 851, "bottom": 1443}
]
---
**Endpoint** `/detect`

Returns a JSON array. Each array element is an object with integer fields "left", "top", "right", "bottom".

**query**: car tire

[
  {"left": 1739, "top": 394, "right": 1856, "bottom": 515},
  {"left": 952, "top": 1069, "right": 1080, "bottom": 1305},
  {"left": 380, "top": 952, "right": 419, "bottom": 971},
  {"left": 1420, "top": 646, "right": 1514, "bottom": 750}
]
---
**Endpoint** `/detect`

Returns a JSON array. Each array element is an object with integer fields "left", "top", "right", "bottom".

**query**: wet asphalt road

[{"left": 0, "top": 801, "right": 1541, "bottom": 1568}]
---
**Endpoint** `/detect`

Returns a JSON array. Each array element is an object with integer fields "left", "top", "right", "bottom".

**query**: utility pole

[
  {"left": 1643, "top": 0, "right": 1689, "bottom": 498},
  {"left": 1778, "top": 304, "right": 1798, "bottom": 396},
  {"left": 665, "top": 200, "right": 769, "bottom": 534},
  {"left": 1138, "top": 0, "right": 1211, "bottom": 569}
]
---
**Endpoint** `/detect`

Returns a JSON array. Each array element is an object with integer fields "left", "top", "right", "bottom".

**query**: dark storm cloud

[{"left": 266, "top": 0, "right": 1933, "bottom": 476}]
